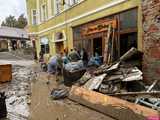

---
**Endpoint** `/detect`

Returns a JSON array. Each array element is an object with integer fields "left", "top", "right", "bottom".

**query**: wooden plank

[
  {"left": 69, "top": 86, "right": 160, "bottom": 120},
  {"left": 109, "top": 91, "right": 160, "bottom": 98},
  {"left": 111, "top": 28, "right": 115, "bottom": 63},
  {"left": 103, "top": 24, "right": 111, "bottom": 64},
  {"left": 120, "top": 47, "right": 138, "bottom": 62}
]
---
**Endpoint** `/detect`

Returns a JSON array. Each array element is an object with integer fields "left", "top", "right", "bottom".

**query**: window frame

[
  {"left": 54, "top": 0, "right": 61, "bottom": 15},
  {"left": 31, "top": 9, "right": 37, "bottom": 25},
  {"left": 40, "top": 37, "right": 50, "bottom": 54},
  {"left": 41, "top": 4, "right": 47, "bottom": 22}
]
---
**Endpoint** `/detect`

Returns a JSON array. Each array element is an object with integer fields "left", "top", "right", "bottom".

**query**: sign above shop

[{"left": 82, "top": 19, "right": 117, "bottom": 35}]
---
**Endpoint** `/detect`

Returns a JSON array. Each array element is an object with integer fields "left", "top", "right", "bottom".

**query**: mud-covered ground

[
  {"left": 0, "top": 65, "right": 36, "bottom": 120},
  {"left": 0, "top": 52, "right": 35, "bottom": 120},
  {"left": 0, "top": 52, "right": 115, "bottom": 120},
  {"left": 29, "top": 71, "right": 115, "bottom": 120}
]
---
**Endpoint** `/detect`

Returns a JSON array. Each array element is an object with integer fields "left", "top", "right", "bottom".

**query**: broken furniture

[
  {"left": 0, "top": 64, "right": 12, "bottom": 83},
  {"left": 63, "top": 61, "right": 86, "bottom": 86}
]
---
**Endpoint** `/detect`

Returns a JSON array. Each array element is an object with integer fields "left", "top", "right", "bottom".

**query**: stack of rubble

[
  {"left": 77, "top": 48, "right": 160, "bottom": 110},
  {"left": 0, "top": 65, "right": 36, "bottom": 120}
]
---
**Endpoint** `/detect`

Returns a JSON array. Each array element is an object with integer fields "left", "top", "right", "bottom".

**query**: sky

[{"left": 0, "top": 0, "right": 27, "bottom": 24}]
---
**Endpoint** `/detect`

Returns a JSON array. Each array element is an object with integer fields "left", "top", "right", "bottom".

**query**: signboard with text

[{"left": 82, "top": 19, "right": 117, "bottom": 36}]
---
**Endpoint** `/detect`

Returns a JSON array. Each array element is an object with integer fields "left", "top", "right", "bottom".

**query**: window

[
  {"left": 41, "top": 4, "right": 47, "bottom": 22},
  {"left": 64, "top": 0, "right": 70, "bottom": 9},
  {"left": 120, "top": 9, "right": 137, "bottom": 30},
  {"left": 64, "top": 0, "right": 81, "bottom": 9},
  {"left": 69, "top": 0, "right": 80, "bottom": 5},
  {"left": 40, "top": 37, "right": 50, "bottom": 54},
  {"left": 54, "top": 0, "right": 61, "bottom": 15},
  {"left": 32, "top": 10, "right": 37, "bottom": 25},
  {"left": 55, "top": 31, "right": 66, "bottom": 42}
]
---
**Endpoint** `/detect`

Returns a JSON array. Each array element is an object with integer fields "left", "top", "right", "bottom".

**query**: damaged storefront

[{"left": 73, "top": 8, "right": 138, "bottom": 63}]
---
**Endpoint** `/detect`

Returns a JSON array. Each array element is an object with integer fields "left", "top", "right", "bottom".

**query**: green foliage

[
  {"left": 17, "top": 14, "right": 28, "bottom": 28},
  {"left": 1, "top": 14, "right": 28, "bottom": 29}
]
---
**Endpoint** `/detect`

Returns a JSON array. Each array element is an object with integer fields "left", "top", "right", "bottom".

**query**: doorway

[
  {"left": 120, "top": 32, "right": 137, "bottom": 56},
  {"left": 55, "top": 42, "right": 64, "bottom": 54},
  {"left": 93, "top": 37, "right": 102, "bottom": 56}
]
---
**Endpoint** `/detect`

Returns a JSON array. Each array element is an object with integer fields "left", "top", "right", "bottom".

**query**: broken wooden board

[
  {"left": 69, "top": 86, "right": 160, "bottom": 120},
  {"left": 109, "top": 91, "right": 160, "bottom": 98},
  {"left": 120, "top": 47, "right": 138, "bottom": 62},
  {"left": 83, "top": 74, "right": 106, "bottom": 90},
  {"left": 122, "top": 67, "right": 143, "bottom": 82}
]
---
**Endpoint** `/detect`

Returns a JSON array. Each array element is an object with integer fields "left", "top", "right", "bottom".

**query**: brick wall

[{"left": 142, "top": 0, "right": 160, "bottom": 81}]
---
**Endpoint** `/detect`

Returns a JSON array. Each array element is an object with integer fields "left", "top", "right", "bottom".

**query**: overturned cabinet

[{"left": 0, "top": 64, "right": 12, "bottom": 83}]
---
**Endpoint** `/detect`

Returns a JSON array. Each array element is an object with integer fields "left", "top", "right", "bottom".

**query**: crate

[{"left": 0, "top": 64, "right": 12, "bottom": 83}]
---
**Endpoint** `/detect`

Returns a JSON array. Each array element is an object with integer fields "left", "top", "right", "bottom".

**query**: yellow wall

[{"left": 27, "top": 0, "right": 142, "bottom": 58}]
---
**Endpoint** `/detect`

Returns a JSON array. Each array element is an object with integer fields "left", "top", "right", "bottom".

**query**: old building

[
  {"left": 26, "top": 0, "right": 142, "bottom": 59},
  {"left": 142, "top": 0, "right": 160, "bottom": 81},
  {"left": 0, "top": 26, "right": 29, "bottom": 51},
  {"left": 26, "top": 0, "right": 160, "bottom": 81}
]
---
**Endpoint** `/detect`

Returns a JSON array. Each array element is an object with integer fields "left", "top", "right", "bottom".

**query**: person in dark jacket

[
  {"left": 68, "top": 48, "right": 80, "bottom": 62},
  {"left": 82, "top": 48, "right": 88, "bottom": 67}
]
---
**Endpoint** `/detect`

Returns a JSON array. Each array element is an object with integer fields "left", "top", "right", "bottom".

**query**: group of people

[
  {"left": 39, "top": 47, "right": 102, "bottom": 81},
  {"left": 47, "top": 47, "right": 89, "bottom": 75}
]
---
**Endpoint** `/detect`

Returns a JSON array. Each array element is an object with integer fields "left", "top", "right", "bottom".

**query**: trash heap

[
  {"left": 77, "top": 48, "right": 160, "bottom": 110},
  {"left": 0, "top": 65, "right": 36, "bottom": 120}
]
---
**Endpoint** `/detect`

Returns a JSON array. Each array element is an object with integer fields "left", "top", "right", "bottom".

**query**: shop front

[
  {"left": 73, "top": 8, "right": 138, "bottom": 62},
  {"left": 54, "top": 31, "right": 66, "bottom": 54}
]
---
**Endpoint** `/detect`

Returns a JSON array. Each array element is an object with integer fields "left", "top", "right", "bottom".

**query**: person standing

[
  {"left": 55, "top": 52, "right": 64, "bottom": 81},
  {"left": 68, "top": 48, "right": 80, "bottom": 62},
  {"left": 82, "top": 48, "right": 88, "bottom": 67}
]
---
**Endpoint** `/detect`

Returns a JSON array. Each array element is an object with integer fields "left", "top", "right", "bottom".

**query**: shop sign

[{"left": 82, "top": 19, "right": 117, "bottom": 35}]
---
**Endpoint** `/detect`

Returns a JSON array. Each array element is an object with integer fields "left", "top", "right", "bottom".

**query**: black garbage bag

[
  {"left": 50, "top": 88, "right": 69, "bottom": 100},
  {"left": 0, "top": 92, "right": 7, "bottom": 119}
]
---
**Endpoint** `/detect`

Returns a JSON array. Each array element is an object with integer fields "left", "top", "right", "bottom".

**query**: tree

[
  {"left": 16, "top": 14, "right": 28, "bottom": 28},
  {"left": 1, "top": 14, "right": 28, "bottom": 29},
  {"left": 1, "top": 15, "right": 17, "bottom": 27}
]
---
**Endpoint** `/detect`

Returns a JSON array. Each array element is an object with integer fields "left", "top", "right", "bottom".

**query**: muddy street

[
  {"left": 30, "top": 72, "right": 115, "bottom": 120},
  {"left": 0, "top": 52, "right": 35, "bottom": 120},
  {"left": 0, "top": 52, "right": 115, "bottom": 120}
]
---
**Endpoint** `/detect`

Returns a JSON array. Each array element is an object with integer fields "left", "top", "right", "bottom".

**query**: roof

[{"left": 0, "top": 26, "right": 29, "bottom": 40}]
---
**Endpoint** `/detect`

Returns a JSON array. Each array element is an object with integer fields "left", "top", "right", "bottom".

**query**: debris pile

[
  {"left": 76, "top": 48, "right": 160, "bottom": 110},
  {"left": 0, "top": 65, "right": 36, "bottom": 120}
]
